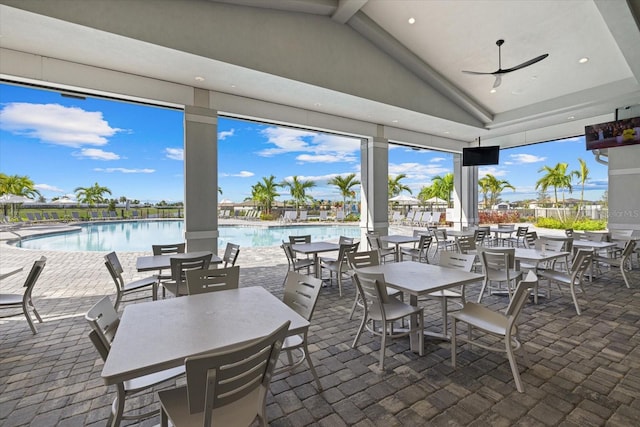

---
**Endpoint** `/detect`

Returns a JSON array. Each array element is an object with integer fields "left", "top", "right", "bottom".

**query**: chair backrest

[
  {"left": 480, "top": 247, "right": 516, "bottom": 271},
  {"left": 352, "top": 270, "right": 392, "bottom": 310},
  {"left": 366, "top": 232, "right": 381, "bottom": 250},
  {"left": 23, "top": 256, "right": 46, "bottom": 302},
  {"left": 339, "top": 235, "right": 354, "bottom": 245},
  {"left": 439, "top": 252, "right": 475, "bottom": 272},
  {"left": 417, "top": 234, "right": 434, "bottom": 252},
  {"left": 289, "top": 235, "right": 311, "bottom": 245},
  {"left": 347, "top": 250, "right": 380, "bottom": 270},
  {"left": 222, "top": 242, "right": 240, "bottom": 267},
  {"left": 498, "top": 223, "right": 515, "bottom": 230},
  {"left": 535, "top": 238, "right": 564, "bottom": 253},
  {"left": 34, "top": 213, "right": 43, "bottom": 221},
  {"left": 85, "top": 295, "right": 119, "bottom": 351},
  {"left": 152, "top": 243, "right": 186, "bottom": 255},
  {"left": 433, "top": 228, "right": 448, "bottom": 242},
  {"left": 170, "top": 253, "right": 213, "bottom": 284},
  {"left": 585, "top": 231, "right": 607, "bottom": 242},
  {"left": 104, "top": 252, "right": 125, "bottom": 291},
  {"left": 570, "top": 249, "right": 594, "bottom": 279},
  {"left": 184, "top": 320, "right": 290, "bottom": 419},
  {"left": 43, "top": 212, "right": 51, "bottom": 220},
  {"left": 281, "top": 241, "right": 296, "bottom": 267},
  {"left": 71, "top": 211, "right": 80, "bottom": 220},
  {"left": 504, "top": 271, "right": 538, "bottom": 322},
  {"left": 515, "top": 226, "right": 528, "bottom": 238},
  {"left": 565, "top": 228, "right": 574, "bottom": 238},
  {"left": 338, "top": 242, "right": 360, "bottom": 265},
  {"left": 524, "top": 231, "right": 538, "bottom": 248},
  {"left": 336, "top": 210, "right": 345, "bottom": 220},
  {"left": 456, "top": 235, "right": 476, "bottom": 253},
  {"left": 298, "top": 210, "right": 308, "bottom": 220},
  {"left": 51, "top": 212, "right": 60, "bottom": 220},
  {"left": 474, "top": 228, "right": 489, "bottom": 245},
  {"left": 319, "top": 210, "right": 328, "bottom": 220},
  {"left": 283, "top": 272, "right": 323, "bottom": 321},
  {"left": 186, "top": 266, "right": 240, "bottom": 294},
  {"left": 621, "top": 239, "right": 637, "bottom": 259}
]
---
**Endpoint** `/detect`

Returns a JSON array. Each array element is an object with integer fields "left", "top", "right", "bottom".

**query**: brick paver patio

[{"left": 1, "top": 222, "right": 639, "bottom": 426}]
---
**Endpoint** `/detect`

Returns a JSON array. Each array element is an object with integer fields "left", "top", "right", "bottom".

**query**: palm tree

[
  {"left": 574, "top": 158, "right": 589, "bottom": 219},
  {"left": 280, "top": 176, "right": 316, "bottom": 215},
  {"left": 250, "top": 175, "right": 280, "bottom": 214},
  {"left": 478, "top": 176, "right": 492, "bottom": 209},
  {"left": 74, "top": 182, "right": 112, "bottom": 207},
  {"left": 388, "top": 174, "right": 412, "bottom": 198},
  {"left": 535, "top": 163, "right": 577, "bottom": 208},
  {"left": 430, "top": 173, "right": 454, "bottom": 207},
  {"left": 0, "top": 173, "right": 41, "bottom": 217},
  {"left": 480, "top": 174, "right": 515, "bottom": 208},
  {"left": 328, "top": 173, "right": 360, "bottom": 216}
]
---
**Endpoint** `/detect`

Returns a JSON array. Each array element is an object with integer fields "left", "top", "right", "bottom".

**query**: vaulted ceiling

[{"left": 1, "top": 0, "right": 639, "bottom": 149}]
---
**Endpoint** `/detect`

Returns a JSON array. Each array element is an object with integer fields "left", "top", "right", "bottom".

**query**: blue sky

[{"left": 0, "top": 83, "right": 608, "bottom": 204}]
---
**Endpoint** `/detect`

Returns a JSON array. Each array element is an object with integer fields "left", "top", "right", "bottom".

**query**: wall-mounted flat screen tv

[
  {"left": 585, "top": 116, "right": 640, "bottom": 150},
  {"left": 462, "top": 146, "right": 500, "bottom": 166}
]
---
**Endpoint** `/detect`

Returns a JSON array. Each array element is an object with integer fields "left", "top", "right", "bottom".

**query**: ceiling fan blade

[
  {"left": 462, "top": 70, "right": 496, "bottom": 75},
  {"left": 493, "top": 75, "right": 502, "bottom": 88},
  {"left": 501, "top": 53, "right": 549, "bottom": 73}
]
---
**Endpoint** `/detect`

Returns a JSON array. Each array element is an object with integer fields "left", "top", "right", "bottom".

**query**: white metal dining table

[
  {"left": 291, "top": 241, "right": 340, "bottom": 278},
  {"left": 380, "top": 235, "right": 420, "bottom": 262},
  {"left": 135, "top": 250, "right": 222, "bottom": 272},
  {"left": 357, "top": 261, "right": 483, "bottom": 351},
  {"left": 101, "top": 286, "right": 309, "bottom": 385}
]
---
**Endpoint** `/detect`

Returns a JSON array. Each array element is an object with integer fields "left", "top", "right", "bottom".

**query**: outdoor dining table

[
  {"left": 357, "top": 261, "right": 483, "bottom": 351},
  {"left": 489, "top": 226, "right": 517, "bottom": 245},
  {"left": 291, "top": 241, "right": 340, "bottom": 278},
  {"left": 380, "top": 234, "right": 420, "bottom": 262},
  {"left": 101, "top": 286, "right": 309, "bottom": 385},
  {"left": 135, "top": 250, "right": 222, "bottom": 272},
  {"left": 0, "top": 266, "right": 23, "bottom": 280},
  {"left": 445, "top": 229, "right": 475, "bottom": 238}
]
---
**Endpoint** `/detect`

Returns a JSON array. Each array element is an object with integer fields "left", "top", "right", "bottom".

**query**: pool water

[{"left": 16, "top": 220, "right": 361, "bottom": 252}]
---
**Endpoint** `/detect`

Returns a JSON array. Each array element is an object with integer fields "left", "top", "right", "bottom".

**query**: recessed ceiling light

[
  {"left": 567, "top": 116, "right": 575, "bottom": 120},
  {"left": 314, "top": 102, "right": 322, "bottom": 107},
  {"left": 578, "top": 57, "right": 589, "bottom": 64},
  {"left": 194, "top": 76, "right": 205, "bottom": 82},
  {"left": 230, "top": 84, "right": 236, "bottom": 88},
  {"left": 490, "top": 89, "right": 497, "bottom": 94},
  {"left": 444, "top": 131, "right": 450, "bottom": 134},
  {"left": 392, "top": 119, "right": 399, "bottom": 123},
  {"left": 408, "top": 17, "right": 416, "bottom": 24}
]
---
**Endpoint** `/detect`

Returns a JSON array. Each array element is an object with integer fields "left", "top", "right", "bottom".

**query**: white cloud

[
  {"left": 478, "top": 166, "right": 508, "bottom": 177},
  {"left": 165, "top": 147, "right": 183, "bottom": 160},
  {"left": 389, "top": 162, "right": 450, "bottom": 180},
  {"left": 221, "top": 170, "right": 254, "bottom": 178},
  {"left": 73, "top": 148, "right": 120, "bottom": 160},
  {"left": 431, "top": 157, "right": 447, "bottom": 162},
  {"left": 35, "top": 183, "right": 65, "bottom": 193},
  {"left": 94, "top": 167, "right": 155, "bottom": 173},
  {"left": 218, "top": 129, "right": 235, "bottom": 140},
  {"left": 0, "top": 102, "right": 121, "bottom": 147},
  {"left": 509, "top": 153, "right": 546, "bottom": 163},
  {"left": 257, "top": 126, "right": 359, "bottom": 163}
]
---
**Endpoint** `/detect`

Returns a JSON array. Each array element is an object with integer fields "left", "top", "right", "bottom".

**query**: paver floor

[{"left": 1, "top": 222, "right": 639, "bottom": 426}]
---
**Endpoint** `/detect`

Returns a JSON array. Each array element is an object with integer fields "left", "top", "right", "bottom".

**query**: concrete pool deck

[{"left": 1, "top": 220, "right": 639, "bottom": 426}]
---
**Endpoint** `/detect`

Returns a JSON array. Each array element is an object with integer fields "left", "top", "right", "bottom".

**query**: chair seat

[
  {"left": 283, "top": 334, "right": 304, "bottom": 349},
  {"left": 162, "top": 281, "right": 188, "bottom": 297},
  {"left": 125, "top": 365, "right": 184, "bottom": 392},
  {"left": 593, "top": 254, "right": 624, "bottom": 267},
  {"left": 293, "top": 258, "right": 315, "bottom": 270},
  {"left": 486, "top": 268, "right": 523, "bottom": 282},
  {"left": 537, "top": 269, "right": 570, "bottom": 283},
  {"left": 122, "top": 276, "right": 158, "bottom": 292},
  {"left": 451, "top": 302, "right": 509, "bottom": 336},
  {"left": 158, "top": 384, "right": 262, "bottom": 427},
  {"left": 369, "top": 298, "right": 421, "bottom": 322},
  {"left": 0, "top": 294, "right": 22, "bottom": 306},
  {"left": 379, "top": 247, "right": 395, "bottom": 256}
]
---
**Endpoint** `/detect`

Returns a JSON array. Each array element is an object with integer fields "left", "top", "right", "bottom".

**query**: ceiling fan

[{"left": 462, "top": 39, "right": 549, "bottom": 88}]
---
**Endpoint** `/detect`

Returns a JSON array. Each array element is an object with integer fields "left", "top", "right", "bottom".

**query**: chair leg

[
  {"left": 337, "top": 272, "right": 343, "bottom": 297},
  {"left": 112, "top": 384, "right": 126, "bottom": 427},
  {"left": 160, "top": 406, "right": 169, "bottom": 427},
  {"left": 569, "top": 282, "right": 582, "bottom": 315},
  {"left": 505, "top": 336, "right": 524, "bottom": 393},
  {"left": 379, "top": 322, "right": 387, "bottom": 370},
  {"left": 621, "top": 264, "right": 631, "bottom": 288},
  {"left": 451, "top": 318, "right": 457, "bottom": 368},
  {"left": 349, "top": 289, "right": 361, "bottom": 320},
  {"left": 440, "top": 298, "right": 448, "bottom": 338},
  {"left": 477, "top": 278, "right": 489, "bottom": 303},
  {"left": 352, "top": 315, "right": 367, "bottom": 348},
  {"left": 23, "top": 304, "right": 37, "bottom": 334},
  {"left": 28, "top": 298, "right": 43, "bottom": 323},
  {"left": 303, "top": 340, "right": 322, "bottom": 391}
]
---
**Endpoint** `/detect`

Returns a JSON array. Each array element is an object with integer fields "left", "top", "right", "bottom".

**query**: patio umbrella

[
  {"left": 424, "top": 196, "right": 448, "bottom": 205},
  {"left": 389, "top": 194, "right": 420, "bottom": 204},
  {"left": 51, "top": 197, "right": 76, "bottom": 205},
  {"left": 0, "top": 194, "right": 35, "bottom": 204}
]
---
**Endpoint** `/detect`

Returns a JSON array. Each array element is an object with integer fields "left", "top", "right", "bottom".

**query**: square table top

[
  {"left": 381, "top": 235, "right": 420, "bottom": 245},
  {"left": 101, "top": 286, "right": 309, "bottom": 385},
  {"left": 136, "top": 250, "right": 222, "bottom": 272},
  {"left": 357, "top": 261, "right": 483, "bottom": 297},
  {"left": 490, "top": 247, "right": 570, "bottom": 262},
  {"left": 291, "top": 241, "right": 340, "bottom": 254}
]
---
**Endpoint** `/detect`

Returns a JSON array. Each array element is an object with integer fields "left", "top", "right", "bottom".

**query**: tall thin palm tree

[
  {"left": 574, "top": 158, "right": 589, "bottom": 219},
  {"left": 250, "top": 175, "right": 280, "bottom": 214},
  {"left": 280, "top": 176, "right": 316, "bottom": 215},
  {"left": 328, "top": 173, "right": 360, "bottom": 216},
  {"left": 481, "top": 174, "right": 515, "bottom": 208},
  {"left": 0, "top": 173, "right": 41, "bottom": 216},
  {"left": 478, "top": 176, "right": 492, "bottom": 209},
  {"left": 74, "top": 182, "right": 112, "bottom": 207},
  {"left": 388, "top": 174, "right": 412, "bottom": 198},
  {"left": 430, "top": 173, "right": 454, "bottom": 207},
  {"left": 535, "top": 163, "right": 577, "bottom": 208}
]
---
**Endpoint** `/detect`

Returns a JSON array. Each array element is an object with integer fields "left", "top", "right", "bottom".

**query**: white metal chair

[
  {"left": 186, "top": 265, "right": 240, "bottom": 295},
  {"left": 281, "top": 241, "right": 315, "bottom": 284},
  {"left": 222, "top": 242, "right": 240, "bottom": 267},
  {"left": 157, "top": 321, "right": 289, "bottom": 427},
  {"left": 85, "top": 296, "right": 184, "bottom": 427},
  {"left": 507, "top": 226, "right": 529, "bottom": 247},
  {"left": 161, "top": 253, "right": 213, "bottom": 297},
  {"left": 425, "top": 252, "right": 477, "bottom": 337},
  {"left": 275, "top": 272, "right": 323, "bottom": 390},
  {"left": 351, "top": 270, "right": 424, "bottom": 371},
  {"left": 433, "top": 228, "right": 455, "bottom": 253},
  {"left": 400, "top": 233, "right": 433, "bottom": 263},
  {"left": 592, "top": 239, "right": 636, "bottom": 288},
  {"left": 366, "top": 231, "right": 396, "bottom": 263},
  {"left": 451, "top": 271, "right": 538, "bottom": 393},
  {"left": 319, "top": 241, "right": 359, "bottom": 296},
  {"left": 0, "top": 256, "right": 46, "bottom": 334},
  {"left": 477, "top": 247, "right": 523, "bottom": 302},
  {"left": 537, "top": 249, "right": 594, "bottom": 315},
  {"left": 152, "top": 243, "right": 186, "bottom": 297},
  {"left": 104, "top": 251, "right": 157, "bottom": 309},
  {"left": 346, "top": 251, "right": 403, "bottom": 320}
]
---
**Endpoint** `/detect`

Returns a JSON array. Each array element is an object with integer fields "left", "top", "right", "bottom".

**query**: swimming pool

[{"left": 15, "top": 220, "right": 361, "bottom": 252}]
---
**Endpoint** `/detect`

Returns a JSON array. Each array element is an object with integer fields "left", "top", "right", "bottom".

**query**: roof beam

[{"left": 332, "top": 0, "right": 368, "bottom": 24}]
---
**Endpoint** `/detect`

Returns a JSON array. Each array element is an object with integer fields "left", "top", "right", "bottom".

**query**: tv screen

[
  {"left": 462, "top": 146, "right": 500, "bottom": 166},
  {"left": 585, "top": 116, "right": 640, "bottom": 150}
]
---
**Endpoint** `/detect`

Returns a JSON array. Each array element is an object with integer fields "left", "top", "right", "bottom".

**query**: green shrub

[{"left": 535, "top": 217, "right": 606, "bottom": 231}]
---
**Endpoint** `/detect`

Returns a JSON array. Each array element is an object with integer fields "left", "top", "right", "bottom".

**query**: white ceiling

[{"left": 1, "top": 0, "right": 639, "bottom": 147}]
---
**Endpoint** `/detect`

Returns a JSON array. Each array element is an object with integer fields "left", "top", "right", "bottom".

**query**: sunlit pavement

[{"left": 1, "top": 221, "right": 639, "bottom": 426}]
